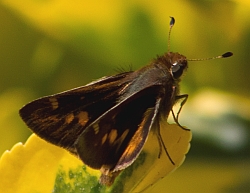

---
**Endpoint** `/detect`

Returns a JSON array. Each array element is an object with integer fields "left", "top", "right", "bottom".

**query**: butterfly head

[{"left": 167, "top": 52, "right": 188, "bottom": 80}]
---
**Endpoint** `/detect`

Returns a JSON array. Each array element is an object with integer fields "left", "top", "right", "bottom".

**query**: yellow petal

[{"left": 0, "top": 122, "right": 191, "bottom": 193}]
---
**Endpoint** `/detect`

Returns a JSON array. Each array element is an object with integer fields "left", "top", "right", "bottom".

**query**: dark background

[{"left": 0, "top": 1, "right": 249, "bottom": 192}]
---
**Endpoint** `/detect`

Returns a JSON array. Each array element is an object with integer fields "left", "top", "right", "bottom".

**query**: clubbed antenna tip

[
  {"left": 169, "top": 16, "right": 175, "bottom": 27},
  {"left": 222, "top": 52, "right": 233, "bottom": 58},
  {"left": 168, "top": 16, "right": 175, "bottom": 52}
]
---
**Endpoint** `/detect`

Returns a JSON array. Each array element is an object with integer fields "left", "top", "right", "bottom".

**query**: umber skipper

[{"left": 19, "top": 17, "right": 233, "bottom": 185}]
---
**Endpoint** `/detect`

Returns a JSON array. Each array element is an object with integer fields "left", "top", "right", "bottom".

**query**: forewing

[
  {"left": 19, "top": 72, "right": 132, "bottom": 154},
  {"left": 75, "top": 85, "right": 163, "bottom": 171}
]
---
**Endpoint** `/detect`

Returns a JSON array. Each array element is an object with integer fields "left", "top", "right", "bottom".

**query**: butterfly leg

[
  {"left": 171, "top": 94, "right": 190, "bottom": 131},
  {"left": 155, "top": 121, "right": 175, "bottom": 165}
]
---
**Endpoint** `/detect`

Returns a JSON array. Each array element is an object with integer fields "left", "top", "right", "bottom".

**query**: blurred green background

[{"left": 0, "top": 0, "right": 249, "bottom": 192}]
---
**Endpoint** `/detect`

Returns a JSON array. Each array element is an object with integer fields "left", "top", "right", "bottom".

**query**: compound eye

[{"left": 171, "top": 62, "right": 185, "bottom": 79}]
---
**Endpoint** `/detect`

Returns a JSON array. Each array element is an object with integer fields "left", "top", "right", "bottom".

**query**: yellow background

[{"left": 0, "top": 0, "right": 249, "bottom": 192}]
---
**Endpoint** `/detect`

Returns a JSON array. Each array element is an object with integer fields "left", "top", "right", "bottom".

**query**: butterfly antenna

[
  {"left": 187, "top": 52, "right": 233, "bottom": 61},
  {"left": 168, "top": 16, "right": 175, "bottom": 52}
]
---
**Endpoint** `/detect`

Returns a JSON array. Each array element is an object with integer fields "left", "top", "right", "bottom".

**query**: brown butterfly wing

[
  {"left": 75, "top": 85, "right": 163, "bottom": 171},
  {"left": 19, "top": 72, "right": 132, "bottom": 154}
]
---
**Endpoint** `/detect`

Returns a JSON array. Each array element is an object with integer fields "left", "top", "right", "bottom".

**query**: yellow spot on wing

[
  {"left": 49, "top": 97, "right": 59, "bottom": 110},
  {"left": 93, "top": 123, "right": 99, "bottom": 134},
  {"left": 120, "top": 129, "right": 129, "bottom": 142},
  {"left": 77, "top": 111, "right": 89, "bottom": 126},
  {"left": 65, "top": 113, "right": 74, "bottom": 124},
  {"left": 101, "top": 133, "right": 108, "bottom": 145},
  {"left": 108, "top": 129, "right": 117, "bottom": 144}
]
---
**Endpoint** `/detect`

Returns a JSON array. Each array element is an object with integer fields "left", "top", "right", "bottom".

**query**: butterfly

[{"left": 19, "top": 17, "right": 232, "bottom": 186}]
